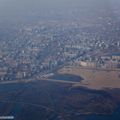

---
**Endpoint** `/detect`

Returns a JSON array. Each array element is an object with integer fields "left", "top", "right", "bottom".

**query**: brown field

[{"left": 58, "top": 66, "right": 120, "bottom": 90}]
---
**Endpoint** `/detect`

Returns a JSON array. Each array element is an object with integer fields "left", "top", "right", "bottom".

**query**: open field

[{"left": 58, "top": 66, "right": 120, "bottom": 90}]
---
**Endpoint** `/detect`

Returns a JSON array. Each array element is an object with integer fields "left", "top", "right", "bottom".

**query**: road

[{"left": 0, "top": 77, "right": 80, "bottom": 85}]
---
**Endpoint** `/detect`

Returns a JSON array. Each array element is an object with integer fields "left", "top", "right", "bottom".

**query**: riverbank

[{"left": 58, "top": 66, "right": 120, "bottom": 90}]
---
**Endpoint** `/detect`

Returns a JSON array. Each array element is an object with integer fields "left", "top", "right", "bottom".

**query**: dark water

[
  {"left": 75, "top": 108, "right": 120, "bottom": 120},
  {"left": 50, "top": 74, "right": 83, "bottom": 82},
  {"left": 0, "top": 81, "right": 120, "bottom": 120}
]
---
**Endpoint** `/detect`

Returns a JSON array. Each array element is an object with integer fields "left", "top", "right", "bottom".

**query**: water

[
  {"left": 0, "top": 81, "right": 120, "bottom": 120},
  {"left": 50, "top": 74, "right": 83, "bottom": 82}
]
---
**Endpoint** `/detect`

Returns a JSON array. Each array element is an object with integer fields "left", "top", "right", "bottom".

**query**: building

[
  {"left": 112, "top": 54, "right": 120, "bottom": 61},
  {"left": 78, "top": 61, "right": 98, "bottom": 68},
  {"left": 105, "top": 61, "right": 119, "bottom": 69}
]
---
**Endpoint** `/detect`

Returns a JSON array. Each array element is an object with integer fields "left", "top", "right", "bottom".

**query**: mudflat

[{"left": 58, "top": 66, "right": 120, "bottom": 90}]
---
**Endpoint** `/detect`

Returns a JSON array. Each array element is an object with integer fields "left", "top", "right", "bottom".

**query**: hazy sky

[{"left": 0, "top": 0, "right": 119, "bottom": 23}]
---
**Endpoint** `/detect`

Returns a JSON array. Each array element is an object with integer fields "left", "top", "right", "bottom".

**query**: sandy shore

[{"left": 58, "top": 66, "right": 120, "bottom": 90}]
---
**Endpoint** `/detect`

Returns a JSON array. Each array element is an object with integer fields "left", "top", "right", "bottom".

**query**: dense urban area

[{"left": 0, "top": 7, "right": 120, "bottom": 82}]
